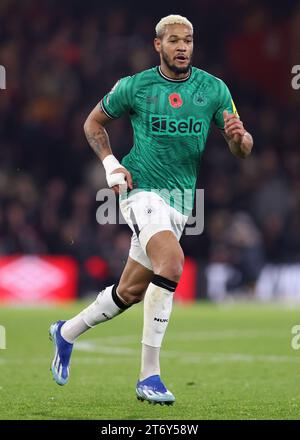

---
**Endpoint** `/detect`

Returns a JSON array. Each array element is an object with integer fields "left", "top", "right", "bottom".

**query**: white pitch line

[
  {"left": 1, "top": 351, "right": 300, "bottom": 365},
  {"left": 77, "top": 329, "right": 288, "bottom": 347},
  {"left": 75, "top": 341, "right": 137, "bottom": 355},
  {"left": 180, "top": 353, "right": 300, "bottom": 364},
  {"left": 0, "top": 356, "right": 135, "bottom": 365},
  {"left": 77, "top": 335, "right": 138, "bottom": 345},
  {"left": 174, "top": 329, "right": 288, "bottom": 340},
  {"left": 73, "top": 341, "right": 300, "bottom": 364}
]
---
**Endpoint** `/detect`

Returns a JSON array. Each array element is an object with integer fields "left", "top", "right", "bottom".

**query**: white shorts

[{"left": 119, "top": 191, "right": 188, "bottom": 271}]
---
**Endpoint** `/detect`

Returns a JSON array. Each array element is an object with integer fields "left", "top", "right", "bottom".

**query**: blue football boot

[
  {"left": 49, "top": 320, "right": 73, "bottom": 386},
  {"left": 136, "top": 375, "right": 175, "bottom": 405}
]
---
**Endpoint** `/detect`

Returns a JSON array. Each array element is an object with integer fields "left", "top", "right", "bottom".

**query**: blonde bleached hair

[{"left": 155, "top": 15, "right": 193, "bottom": 38}]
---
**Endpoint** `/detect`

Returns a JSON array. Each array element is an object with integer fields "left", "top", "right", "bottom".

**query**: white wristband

[
  {"left": 102, "top": 154, "right": 126, "bottom": 188},
  {"left": 102, "top": 154, "right": 124, "bottom": 174}
]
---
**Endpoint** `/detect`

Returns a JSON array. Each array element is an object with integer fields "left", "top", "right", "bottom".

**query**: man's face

[{"left": 155, "top": 24, "right": 193, "bottom": 74}]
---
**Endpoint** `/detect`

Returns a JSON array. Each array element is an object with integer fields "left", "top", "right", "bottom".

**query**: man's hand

[
  {"left": 102, "top": 154, "right": 133, "bottom": 194},
  {"left": 223, "top": 110, "right": 253, "bottom": 158},
  {"left": 111, "top": 167, "right": 133, "bottom": 195},
  {"left": 223, "top": 110, "right": 245, "bottom": 142}
]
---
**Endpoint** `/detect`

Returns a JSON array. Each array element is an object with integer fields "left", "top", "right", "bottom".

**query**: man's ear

[{"left": 154, "top": 38, "right": 161, "bottom": 54}]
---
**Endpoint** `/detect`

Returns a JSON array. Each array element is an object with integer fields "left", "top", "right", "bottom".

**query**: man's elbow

[
  {"left": 84, "top": 113, "right": 106, "bottom": 136},
  {"left": 83, "top": 117, "right": 91, "bottom": 137},
  {"left": 83, "top": 116, "right": 99, "bottom": 140}
]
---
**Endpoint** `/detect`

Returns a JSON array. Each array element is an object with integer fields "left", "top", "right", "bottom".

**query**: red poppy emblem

[{"left": 169, "top": 93, "right": 183, "bottom": 108}]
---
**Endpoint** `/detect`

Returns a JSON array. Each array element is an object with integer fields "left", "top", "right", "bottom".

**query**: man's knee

[
  {"left": 151, "top": 248, "right": 185, "bottom": 282},
  {"left": 146, "top": 231, "right": 185, "bottom": 283},
  {"left": 156, "top": 254, "right": 184, "bottom": 283}
]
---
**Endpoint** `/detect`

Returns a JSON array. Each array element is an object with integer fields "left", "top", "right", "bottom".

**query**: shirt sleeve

[
  {"left": 100, "top": 76, "right": 134, "bottom": 119},
  {"left": 213, "top": 80, "right": 239, "bottom": 130}
]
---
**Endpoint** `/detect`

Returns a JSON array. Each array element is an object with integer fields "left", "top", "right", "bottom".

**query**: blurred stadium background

[
  {"left": 0, "top": 0, "right": 300, "bottom": 304},
  {"left": 1, "top": 0, "right": 300, "bottom": 422}
]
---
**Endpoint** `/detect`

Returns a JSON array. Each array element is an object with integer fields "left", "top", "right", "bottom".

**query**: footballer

[{"left": 50, "top": 14, "right": 253, "bottom": 405}]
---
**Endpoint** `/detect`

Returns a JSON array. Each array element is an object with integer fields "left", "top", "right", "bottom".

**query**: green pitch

[{"left": 0, "top": 301, "right": 300, "bottom": 420}]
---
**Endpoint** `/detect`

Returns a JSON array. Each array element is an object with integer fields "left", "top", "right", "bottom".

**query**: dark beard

[{"left": 161, "top": 49, "right": 192, "bottom": 75}]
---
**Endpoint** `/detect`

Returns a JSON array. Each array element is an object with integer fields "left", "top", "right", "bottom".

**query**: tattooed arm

[
  {"left": 83, "top": 104, "right": 113, "bottom": 161},
  {"left": 84, "top": 104, "right": 133, "bottom": 192}
]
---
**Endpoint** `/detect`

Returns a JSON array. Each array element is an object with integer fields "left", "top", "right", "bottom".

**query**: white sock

[
  {"left": 140, "top": 344, "right": 160, "bottom": 381},
  {"left": 61, "top": 315, "right": 90, "bottom": 343},
  {"left": 61, "top": 284, "right": 129, "bottom": 343},
  {"left": 140, "top": 276, "right": 177, "bottom": 380}
]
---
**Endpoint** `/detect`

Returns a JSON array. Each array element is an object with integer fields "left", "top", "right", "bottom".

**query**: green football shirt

[{"left": 100, "top": 66, "right": 238, "bottom": 214}]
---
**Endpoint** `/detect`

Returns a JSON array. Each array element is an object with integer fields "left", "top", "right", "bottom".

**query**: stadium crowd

[{"left": 0, "top": 0, "right": 299, "bottom": 295}]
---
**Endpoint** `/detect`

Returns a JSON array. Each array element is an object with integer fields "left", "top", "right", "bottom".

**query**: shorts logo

[
  {"left": 145, "top": 206, "right": 154, "bottom": 215},
  {"left": 150, "top": 115, "right": 203, "bottom": 136},
  {"left": 169, "top": 93, "right": 183, "bottom": 108}
]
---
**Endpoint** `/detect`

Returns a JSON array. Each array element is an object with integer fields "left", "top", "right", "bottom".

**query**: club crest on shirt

[
  {"left": 193, "top": 92, "right": 208, "bottom": 106},
  {"left": 169, "top": 93, "right": 183, "bottom": 108}
]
